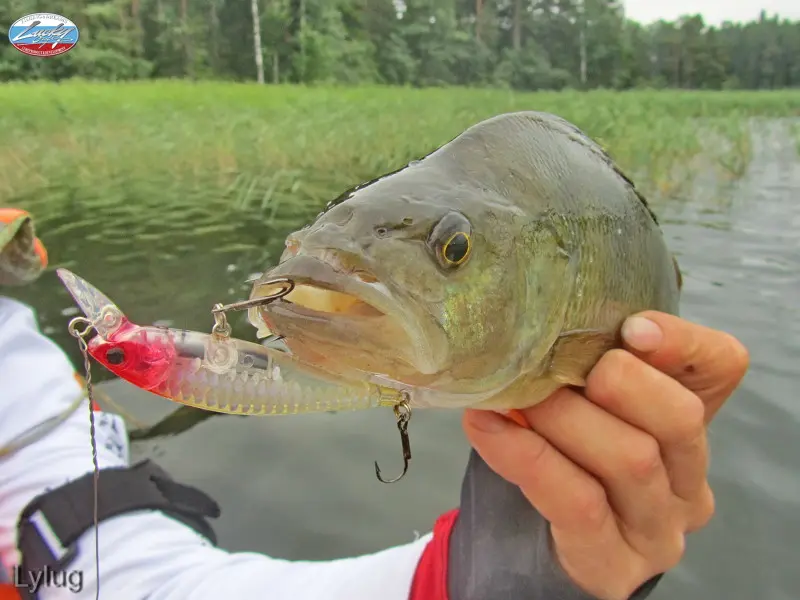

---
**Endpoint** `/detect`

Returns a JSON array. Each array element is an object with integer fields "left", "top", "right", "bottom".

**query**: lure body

[{"left": 56, "top": 269, "right": 403, "bottom": 416}]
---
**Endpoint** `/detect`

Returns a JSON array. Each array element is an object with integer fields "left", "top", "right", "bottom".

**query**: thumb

[{"left": 620, "top": 311, "right": 749, "bottom": 421}]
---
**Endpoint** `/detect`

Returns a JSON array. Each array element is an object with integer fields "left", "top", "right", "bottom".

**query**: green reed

[
  {"left": 793, "top": 121, "right": 800, "bottom": 157},
  {"left": 1, "top": 82, "right": 798, "bottom": 233}
]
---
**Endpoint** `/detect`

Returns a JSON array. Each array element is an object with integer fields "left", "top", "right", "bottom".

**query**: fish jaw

[{"left": 248, "top": 253, "right": 450, "bottom": 384}]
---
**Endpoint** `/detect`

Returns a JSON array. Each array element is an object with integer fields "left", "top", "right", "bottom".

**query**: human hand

[{"left": 462, "top": 311, "right": 749, "bottom": 600}]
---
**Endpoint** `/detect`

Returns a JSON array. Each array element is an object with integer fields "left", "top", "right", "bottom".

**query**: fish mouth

[{"left": 249, "top": 253, "right": 447, "bottom": 381}]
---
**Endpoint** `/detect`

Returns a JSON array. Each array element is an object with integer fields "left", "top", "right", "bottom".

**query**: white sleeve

[{"left": 0, "top": 298, "right": 430, "bottom": 600}]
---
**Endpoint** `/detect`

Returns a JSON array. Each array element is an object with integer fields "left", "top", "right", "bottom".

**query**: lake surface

[{"left": 5, "top": 121, "right": 799, "bottom": 599}]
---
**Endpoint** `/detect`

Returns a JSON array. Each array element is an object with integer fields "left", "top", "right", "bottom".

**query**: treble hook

[{"left": 375, "top": 394, "right": 412, "bottom": 484}]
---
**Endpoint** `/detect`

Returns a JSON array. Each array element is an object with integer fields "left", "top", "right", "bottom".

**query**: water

[{"left": 5, "top": 121, "right": 799, "bottom": 598}]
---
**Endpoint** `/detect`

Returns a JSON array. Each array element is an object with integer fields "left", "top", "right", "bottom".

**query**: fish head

[{"left": 248, "top": 164, "right": 567, "bottom": 401}]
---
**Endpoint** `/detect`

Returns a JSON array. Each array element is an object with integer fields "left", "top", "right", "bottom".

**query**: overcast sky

[{"left": 623, "top": 0, "right": 800, "bottom": 25}]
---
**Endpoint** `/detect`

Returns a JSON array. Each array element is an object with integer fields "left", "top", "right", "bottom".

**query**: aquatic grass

[
  {"left": 703, "top": 117, "right": 753, "bottom": 179},
  {"left": 1, "top": 82, "right": 799, "bottom": 240},
  {"left": 793, "top": 121, "right": 800, "bottom": 157}
]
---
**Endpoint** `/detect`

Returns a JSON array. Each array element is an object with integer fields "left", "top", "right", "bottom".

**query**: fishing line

[{"left": 68, "top": 317, "right": 101, "bottom": 600}]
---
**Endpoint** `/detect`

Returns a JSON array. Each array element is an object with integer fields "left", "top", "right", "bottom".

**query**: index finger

[{"left": 620, "top": 311, "right": 749, "bottom": 421}]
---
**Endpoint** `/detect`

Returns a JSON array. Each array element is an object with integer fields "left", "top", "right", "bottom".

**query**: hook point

[{"left": 374, "top": 459, "right": 408, "bottom": 485}]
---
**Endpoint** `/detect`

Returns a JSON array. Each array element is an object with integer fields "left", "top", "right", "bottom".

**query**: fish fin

[
  {"left": 548, "top": 329, "right": 619, "bottom": 387},
  {"left": 673, "top": 255, "right": 683, "bottom": 291}
]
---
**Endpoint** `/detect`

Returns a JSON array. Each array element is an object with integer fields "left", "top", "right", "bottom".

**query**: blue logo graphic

[{"left": 9, "top": 13, "right": 80, "bottom": 58}]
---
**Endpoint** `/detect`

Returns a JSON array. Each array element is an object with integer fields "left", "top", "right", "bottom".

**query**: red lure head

[{"left": 87, "top": 318, "right": 176, "bottom": 391}]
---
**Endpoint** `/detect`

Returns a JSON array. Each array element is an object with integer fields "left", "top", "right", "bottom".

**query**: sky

[{"left": 622, "top": 0, "right": 800, "bottom": 26}]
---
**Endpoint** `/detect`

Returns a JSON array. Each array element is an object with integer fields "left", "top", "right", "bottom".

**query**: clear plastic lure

[{"left": 56, "top": 268, "right": 405, "bottom": 416}]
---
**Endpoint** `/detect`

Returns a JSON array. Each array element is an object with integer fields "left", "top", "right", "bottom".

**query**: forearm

[
  {"left": 38, "top": 509, "right": 430, "bottom": 600},
  {"left": 4, "top": 401, "right": 430, "bottom": 600},
  {"left": 0, "top": 298, "right": 430, "bottom": 600}
]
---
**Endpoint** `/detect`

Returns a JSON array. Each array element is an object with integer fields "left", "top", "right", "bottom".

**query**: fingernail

[
  {"left": 467, "top": 410, "right": 510, "bottom": 433},
  {"left": 622, "top": 316, "right": 663, "bottom": 353}
]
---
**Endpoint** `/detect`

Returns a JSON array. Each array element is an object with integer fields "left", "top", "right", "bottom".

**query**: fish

[
  {"left": 0, "top": 208, "right": 48, "bottom": 286},
  {"left": 248, "top": 111, "right": 681, "bottom": 411},
  {"left": 55, "top": 268, "right": 406, "bottom": 417}
]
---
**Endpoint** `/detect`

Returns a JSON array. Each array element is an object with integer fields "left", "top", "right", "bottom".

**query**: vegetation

[
  {"left": 794, "top": 121, "right": 800, "bottom": 155},
  {"left": 1, "top": 84, "right": 798, "bottom": 225},
  {"left": 2, "top": 1, "right": 800, "bottom": 91}
]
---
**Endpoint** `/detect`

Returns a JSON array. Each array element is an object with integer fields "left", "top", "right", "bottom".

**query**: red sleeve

[
  {"left": 0, "top": 584, "right": 21, "bottom": 600},
  {"left": 408, "top": 509, "right": 460, "bottom": 600}
]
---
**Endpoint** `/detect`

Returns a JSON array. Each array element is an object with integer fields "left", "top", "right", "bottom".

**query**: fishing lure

[
  {"left": 57, "top": 269, "right": 414, "bottom": 482},
  {"left": 57, "top": 268, "right": 408, "bottom": 416}
]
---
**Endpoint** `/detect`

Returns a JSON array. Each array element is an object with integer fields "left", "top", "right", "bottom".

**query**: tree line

[{"left": 2, "top": 0, "right": 799, "bottom": 90}]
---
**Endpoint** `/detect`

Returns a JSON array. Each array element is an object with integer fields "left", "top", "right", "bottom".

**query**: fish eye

[
  {"left": 442, "top": 232, "right": 471, "bottom": 266},
  {"left": 106, "top": 347, "right": 125, "bottom": 365},
  {"left": 428, "top": 212, "right": 472, "bottom": 270}
]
